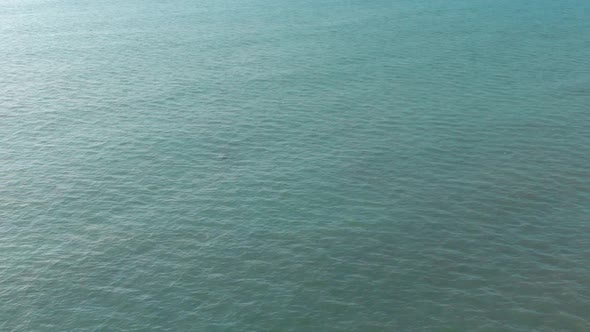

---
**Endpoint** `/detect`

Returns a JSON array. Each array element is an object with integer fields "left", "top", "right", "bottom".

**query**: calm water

[{"left": 1, "top": 0, "right": 590, "bottom": 330}]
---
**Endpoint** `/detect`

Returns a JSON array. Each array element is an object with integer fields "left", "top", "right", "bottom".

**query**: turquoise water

[{"left": 2, "top": 0, "right": 590, "bottom": 330}]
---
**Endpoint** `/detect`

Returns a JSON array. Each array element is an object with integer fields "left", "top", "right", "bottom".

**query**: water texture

[{"left": 1, "top": 0, "right": 590, "bottom": 331}]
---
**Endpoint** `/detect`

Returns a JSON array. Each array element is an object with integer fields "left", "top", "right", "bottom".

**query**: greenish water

[{"left": 1, "top": 0, "right": 590, "bottom": 330}]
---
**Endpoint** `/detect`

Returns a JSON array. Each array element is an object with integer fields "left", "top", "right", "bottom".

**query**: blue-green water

[{"left": 2, "top": 0, "right": 590, "bottom": 330}]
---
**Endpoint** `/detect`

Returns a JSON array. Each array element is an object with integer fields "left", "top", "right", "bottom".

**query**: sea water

[{"left": 1, "top": 0, "right": 589, "bottom": 330}]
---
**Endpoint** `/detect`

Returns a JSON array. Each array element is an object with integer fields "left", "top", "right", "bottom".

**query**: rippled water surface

[{"left": 2, "top": 0, "right": 590, "bottom": 330}]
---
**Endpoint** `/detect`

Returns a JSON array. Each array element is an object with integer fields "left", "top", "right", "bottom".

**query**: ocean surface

[{"left": 1, "top": 0, "right": 590, "bottom": 330}]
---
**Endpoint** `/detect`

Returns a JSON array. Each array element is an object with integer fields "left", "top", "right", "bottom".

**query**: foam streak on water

[{"left": 1, "top": 0, "right": 590, "bottom": 330}]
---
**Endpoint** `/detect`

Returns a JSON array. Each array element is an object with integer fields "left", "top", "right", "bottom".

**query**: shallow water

[{"left": 1, "top": 0, "right": 590, "bottom": 330}]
